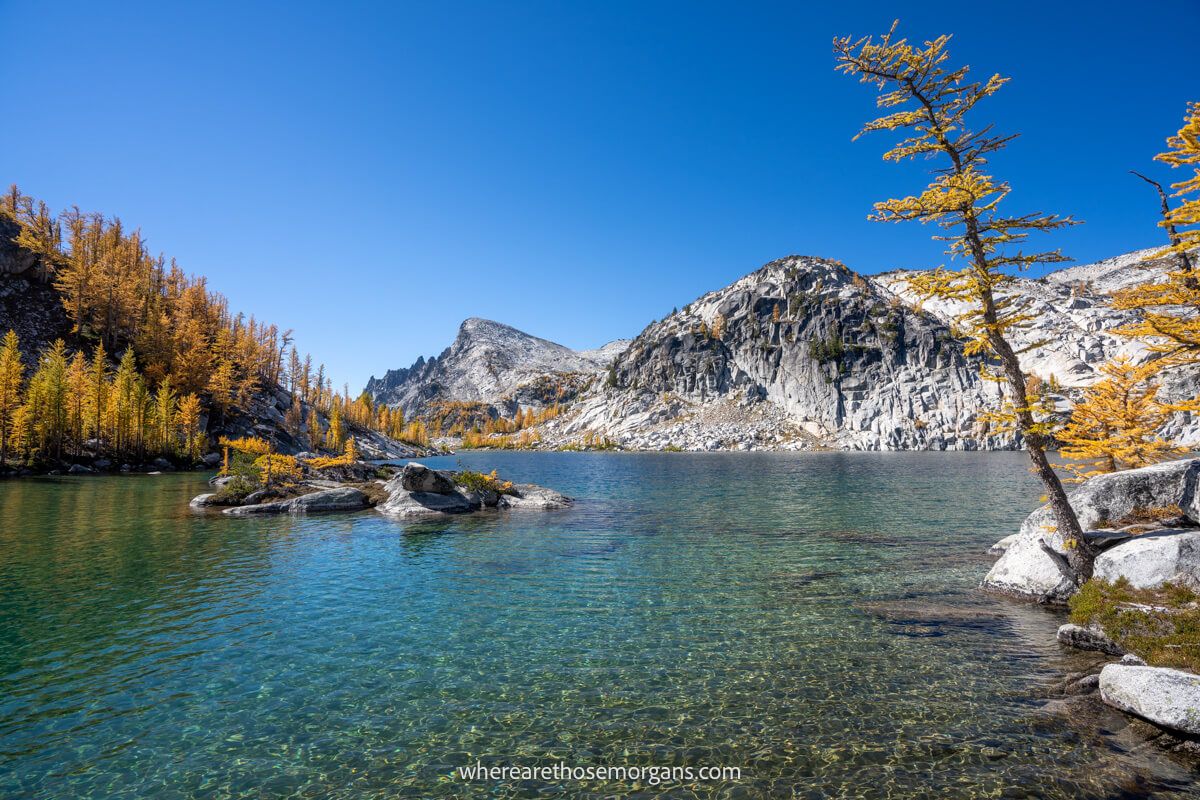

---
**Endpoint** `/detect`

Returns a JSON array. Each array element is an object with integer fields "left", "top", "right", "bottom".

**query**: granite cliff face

[
  {"left": 877, "top": 247, "right": 1200, "bottom": 446},
  {"left": 543, "top": 256, "right": 1008, "bottom": 450},
  {"left": 364, "top": 317, "right": 629, "bottom": 419}
]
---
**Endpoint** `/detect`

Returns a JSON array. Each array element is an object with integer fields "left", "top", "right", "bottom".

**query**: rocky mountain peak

[{"left": 365, "top": 318, "right": 629, "bottom": 419}]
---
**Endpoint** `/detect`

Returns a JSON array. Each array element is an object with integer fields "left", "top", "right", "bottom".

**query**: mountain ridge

[{"left": 364, "top": 246, "right": 1199, "bottom": 451}]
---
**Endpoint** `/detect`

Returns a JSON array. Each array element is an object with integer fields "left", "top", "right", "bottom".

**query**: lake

[{"left": 1, "top": 452, "right": 1197, "bottom": 798}]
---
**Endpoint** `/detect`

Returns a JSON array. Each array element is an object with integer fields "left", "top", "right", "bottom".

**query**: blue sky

[{"left": 1, "top": 1, "right": 1196, "bottom": 391}]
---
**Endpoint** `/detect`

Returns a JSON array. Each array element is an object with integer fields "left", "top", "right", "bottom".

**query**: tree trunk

[{"left": 990, "top": 329, "right": 1096, "bottom": 584}]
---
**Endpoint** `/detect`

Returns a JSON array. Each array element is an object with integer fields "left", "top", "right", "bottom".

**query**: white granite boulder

[
  {"left": 1100, "top": 664, "right": 1200, "bottom": 735},
  {"left": 1093, "top": 529, "right": 1200, "bottom": 590}
]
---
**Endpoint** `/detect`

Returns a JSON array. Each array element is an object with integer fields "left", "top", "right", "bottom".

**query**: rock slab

[
  {"left": 1100, "top": 664, "right": 1200, "bottom": 736},
  {"left": 1093, "top": 529, "right": 1200, "bottom": 591},
  {"left": 223, "top": 487, "right": 370, "bottom": 515}
]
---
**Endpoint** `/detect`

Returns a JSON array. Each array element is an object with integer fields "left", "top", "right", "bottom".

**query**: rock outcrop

[
  {"left": 376, "top": 465, "right": 572, "bottom": 518},
  {"left": 985, "top": 459, "right": 1200, "bottom": 601},
  {"left": 1100, "top": 664, "right": 1200, "bottom": 736},
  {"left": 223, "top": 487, "right": 371, "bottom": 515},
  {"left": 539, "top": 256, "right": 1009, "bottom": 451},
  {"left": 1094, "top": 530, "right": 1200, "bottom": 590}
]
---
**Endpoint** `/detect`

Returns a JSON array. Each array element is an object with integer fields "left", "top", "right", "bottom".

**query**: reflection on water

[{"left": 1, "top": 452, "right": 1197, "bottom": 798}]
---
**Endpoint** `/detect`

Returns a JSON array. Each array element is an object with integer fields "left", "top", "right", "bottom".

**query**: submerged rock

[
  {"left": 1057, "top": 623, "right": 1124, "bottom": 655},
  {"left": 1100, "top": 664, "right": 1200, "bottom": 736},
  {"left": 497, "top": 483, "right": 572, "bottom": 510}
]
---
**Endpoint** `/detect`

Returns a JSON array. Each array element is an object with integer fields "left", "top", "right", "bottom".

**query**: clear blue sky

[{"left": 2, "top": 1, "right": 1196, "bottom": 391}]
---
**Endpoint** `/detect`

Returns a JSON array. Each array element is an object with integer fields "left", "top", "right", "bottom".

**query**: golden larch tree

[
  {"left": 0, "top": 330, "right": 24, "bottom": 465},
  {"left": 176, "top": 393, "right": 203, "bottom": 459},
  {"left": 1058, "top": 358, "right": 1183, "bottom": 480},
  {"left": 834, "top": 22, "right": 1095, "bottom": 581},
  {"left": 1113, "top": 101, "right": 1200, "bottom": 364}
]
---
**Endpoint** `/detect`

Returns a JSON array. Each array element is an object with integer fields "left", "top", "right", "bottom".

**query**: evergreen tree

[{"left": 834, "top": 22, "right": 1094, "bottom": 582}]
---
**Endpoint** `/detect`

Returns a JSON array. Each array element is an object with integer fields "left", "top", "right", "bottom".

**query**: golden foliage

[
  {"left": 253, "top": 453, "right": 301, "bottom": 485},
  {"left": 218, "top": 435, "right": 272, "bottom": 456},
  {"left": 1058, "top": 358, "right": 1184, "bottom": 480}
]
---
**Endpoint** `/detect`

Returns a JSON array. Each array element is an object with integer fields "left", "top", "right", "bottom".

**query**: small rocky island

[{"left": 191, "top": 460, "right": 571, "bottom": 518}]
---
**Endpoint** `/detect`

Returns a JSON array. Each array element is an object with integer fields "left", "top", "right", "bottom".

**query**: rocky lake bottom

[{"left": 1, "top": 451, "right": 1199, "bottom": 798}]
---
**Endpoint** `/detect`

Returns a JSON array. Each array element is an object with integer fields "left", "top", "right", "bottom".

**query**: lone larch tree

[{"left": 834, "top": 22, "right": 1096, "bottom": 582}]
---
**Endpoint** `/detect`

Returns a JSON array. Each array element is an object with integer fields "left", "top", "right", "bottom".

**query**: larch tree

[
  {"left": 834, "top": 22, "right": 1096, "bottom": 581},
  {"left": 325, "top": 403, "right": 345, "bottom": 452},
  {"left": 1058, "top": 358, "right": 1182, "bottom": 480},
  {"left": 25, "top": 340, "right": 70, "bottom": 460},
  {"left": 1113, "top": 101, "right": 1200, "bottom": 363},
  {"left": 66, "top": 351, "right": 89, "bottom": 456},
  {"left": 89, "top": 344, "right": 109, "bottom": 453},
  {"left": 176, "top": 393, "right": 203, "bottom": 459},
  {"left": 152, "top": 379, "right": 177, "bottom": 455},
  {"left": 0, "top": 330, "right": 24, "bottom": 465},
  {"left": 207, "top": 359, "right": 236, "bottom": 421}
]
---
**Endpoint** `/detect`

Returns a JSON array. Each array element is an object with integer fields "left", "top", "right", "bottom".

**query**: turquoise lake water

[{"left": 1, "top": 451, "right": 1198, "bottom": 798}]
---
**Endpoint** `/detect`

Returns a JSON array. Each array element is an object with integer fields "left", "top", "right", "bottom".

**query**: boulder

[
  {"left": 1093, "top": 529, "right": 1200, "bottom": 590},
  {"left": 201, "top": 452, "right": 222, "bottom": 467},
  {"left": 93, "top": 458, "right": 112, "bottom": 469},
  {"left": 1057, "top": 623, "right": 1124, "bottom": 655},
  {"left": 376, "top": 487, "right": 480, "bottom": 517},
  {"left": 289, "top": 487, "right": 370, "bottom": 512},
  {"left": 223, "top": 487, "right": 369, "bottom": 515},
  {"left": 67, "top": 463, "right": 94, "bottom": 475},
  {"left": 985, "top": 459, "right": 1200, "bottom": 601},
  {"left": 982, "top": 529, "right": 1076, "bottom": 602},
  {"left": 1018, "top": 459, "right": 1200, "bottom": 539},
  {"left": 1099, "top": 664, "right": 1200, "bottom": 735},
  {"left": 399, "top": 462, "right": 457, "bottom": 494},
  {"left": 189, "top": 493, "right": 221, "bottom": 508}
]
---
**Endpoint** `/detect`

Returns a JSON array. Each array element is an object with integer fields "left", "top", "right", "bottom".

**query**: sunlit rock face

[
  {"left": 554, "top": 255, "right": 1010, "bottom": 451},
  {"left": 364, "top": 317, "right": 628, "bottom": 420}
]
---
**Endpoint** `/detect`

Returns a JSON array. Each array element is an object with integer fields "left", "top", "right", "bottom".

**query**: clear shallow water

[{"left": 0, "top": 452, "right": 1197, "bottom": 799}]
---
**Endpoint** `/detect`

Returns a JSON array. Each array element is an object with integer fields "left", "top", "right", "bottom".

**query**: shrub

[
  {"left": 211, "top": 475, "right": 258, "bottom": 504},
  {"left": 1070, "top": 578, "right": 1200, "bottom": 671},
  {"left": 454, "top": 469, "right": 515, "bottom": 495}
]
